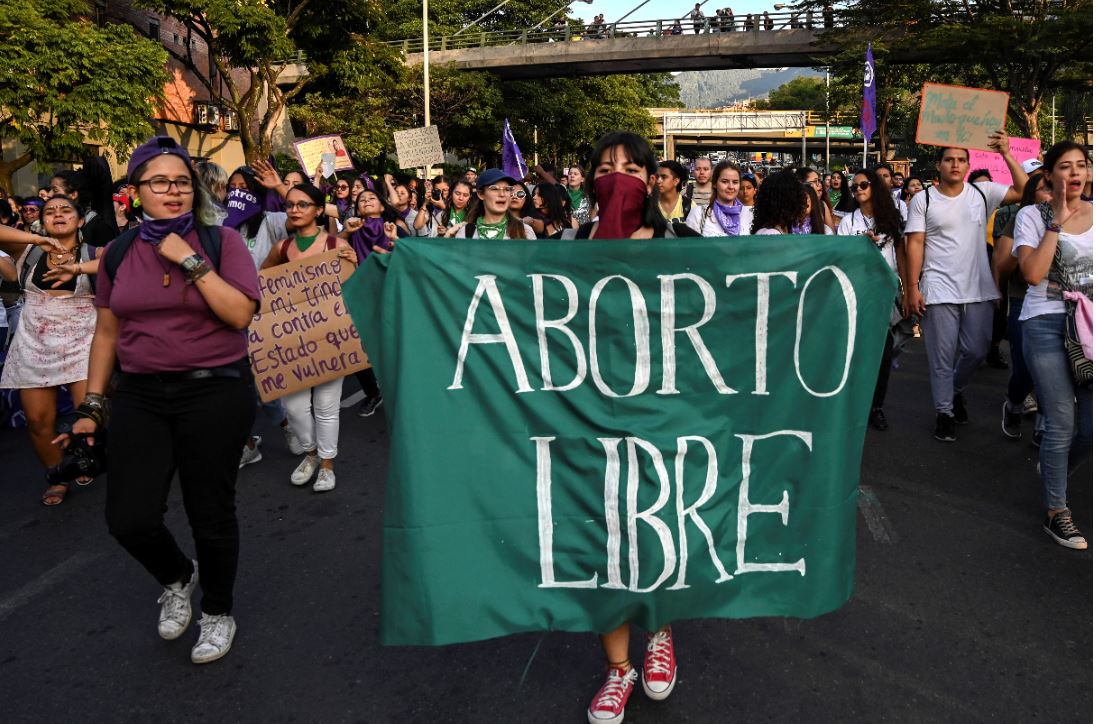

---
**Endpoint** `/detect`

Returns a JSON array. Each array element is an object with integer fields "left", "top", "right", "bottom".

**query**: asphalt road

[{"left": 1, "top": 341, "right": 1091, "bottom": 724}]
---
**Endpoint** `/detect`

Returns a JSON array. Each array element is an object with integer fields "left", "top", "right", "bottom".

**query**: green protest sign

[{"left": 344, "top": 235, "right": 896, "bottom": 646}]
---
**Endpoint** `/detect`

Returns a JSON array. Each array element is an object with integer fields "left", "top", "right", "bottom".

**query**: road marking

[
  {"left": 341, "top": 390, "right": 365, "bottom": 408},
  {"left": 0, "top": 551, "right": 102, "bottom": 624},
  {"left": 859, "top": 485, "right": 898, "bottom": 544}
]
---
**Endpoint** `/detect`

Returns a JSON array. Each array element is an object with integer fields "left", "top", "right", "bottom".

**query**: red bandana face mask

[{"left": 592, "top": 172, "right": 649, "bottom": 239}]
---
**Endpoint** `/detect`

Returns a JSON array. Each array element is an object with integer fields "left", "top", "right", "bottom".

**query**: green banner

[{"left": 344, "top": 235, "right": 896, "bottom": 646}]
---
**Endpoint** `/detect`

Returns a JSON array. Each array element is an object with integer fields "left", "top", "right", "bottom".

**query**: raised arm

[{"left": 987, "top": 130, "right": 1028, "bottom": 206}]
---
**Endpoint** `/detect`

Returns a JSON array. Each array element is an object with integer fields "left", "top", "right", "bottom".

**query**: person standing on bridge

[
  {"left": 690, "top": 3, "right": 705, "bottom": 33},
  {"left": 903, "top": 132, "right": 1028, "bottom": 443},
  {"left": 61, "top": 136, "right": 261, "bottom": 664}
]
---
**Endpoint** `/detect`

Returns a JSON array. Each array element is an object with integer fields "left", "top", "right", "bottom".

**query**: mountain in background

[{"left": 674, "top": 68, "right": 824, "bottom": 108}]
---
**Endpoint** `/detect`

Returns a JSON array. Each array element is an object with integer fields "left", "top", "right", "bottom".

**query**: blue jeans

[
  {"left": 1006, "top": 297, "right": 1034, "bottom": 406},
  {"left": 1022, "top": 313, "right": 1093, "bottom": 510}
]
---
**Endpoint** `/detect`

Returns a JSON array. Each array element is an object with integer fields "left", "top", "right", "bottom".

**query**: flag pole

[{"left": 862, "top": 135, "right": 867, "bottom": 169}]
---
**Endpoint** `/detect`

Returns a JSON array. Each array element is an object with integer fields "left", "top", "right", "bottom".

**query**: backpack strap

[
  {"left": 101, "top": 227, "right": 142, "bottom": 283},
  {"left": 80, "top": 243, "right": 97, "bottom": 293},
  {"left": 196, "top": 225, "right": 223, "bottom": 270},
  {"left": 18, "top": 245, "right": 44, "bottom": 290},
  {"left": 969, "top": 181, "right": 990, "bottom": 219}
]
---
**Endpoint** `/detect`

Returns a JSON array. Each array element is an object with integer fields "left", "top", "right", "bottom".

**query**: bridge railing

[{"left": 389, "top": 10, "right": 842, "bottom": 54}]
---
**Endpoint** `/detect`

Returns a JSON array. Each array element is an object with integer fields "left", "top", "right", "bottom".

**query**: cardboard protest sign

[
  {"left": 343, "top": 235, "right": 897, "bottom": 646},
  {"left": 248, "top": 250, "right": 369, "bottom": 402},
  {"left": 292, "top": 135, "right": 354, "bottom": 178},
  {"left": 969, "top": 136, "right": 1042, "bottom": 183},
  {"left": 915, "top": 83, "right": 1009, "bottom": 151},
  {"left": 393, "top": 125, "right": 445, "bottom": 169}
]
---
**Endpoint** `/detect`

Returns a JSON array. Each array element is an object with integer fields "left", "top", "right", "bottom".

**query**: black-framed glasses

[
  {"left": 283, "top": 201, "right": 317, "bottom": 211},
  {"left": 137, "top": 176, "right": 194, "bottom": 194},
  {"left": 852, "top": 181, "right": 872, "bottom": 191}
]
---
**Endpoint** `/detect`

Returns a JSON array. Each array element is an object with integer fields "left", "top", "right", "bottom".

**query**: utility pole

[
  {"left": 423, "top": 0, "right": 431, "bottom": 179},
  {"left": 825, "top": 69, "right": 831, "bottom": 171}
]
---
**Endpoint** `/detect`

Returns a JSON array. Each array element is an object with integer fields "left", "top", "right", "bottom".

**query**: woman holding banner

[
  {"left": 571, "top": 131, "right": 697, "bottom": 724},
  {"left": 261, "top": 183, "right": 358, "bottom": 490},
  {"left": 60, "top": 136, "right": 260, "bottom": 664},
  {"left": 1013, "top": 141, "right": 1093, "bottom": 550}
]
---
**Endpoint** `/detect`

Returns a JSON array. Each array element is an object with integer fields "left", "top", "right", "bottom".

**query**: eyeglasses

[
  {"left": 808, "top": 178, "right": 822, "bottom": 186},
  {"left": 283, "top": 201, "right": 317, "bottom": 211},
  {"left": 852, "top": 181, "right": 872, "bottom": 191},
  {"left": 485, "top": 185, "right": 514, "bottom": 194},
  {"left": 513, "top": 190, "right": 527, "bottom": 199},
  {"left": 137, "top": 176, "right": 194, "bottom": 194}
]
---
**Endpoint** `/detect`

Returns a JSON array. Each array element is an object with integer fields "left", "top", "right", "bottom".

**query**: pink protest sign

[{"left": 968, "top": 137, "right": 1042, "bottom": 183}]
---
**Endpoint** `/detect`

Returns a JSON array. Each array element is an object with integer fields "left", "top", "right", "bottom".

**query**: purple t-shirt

[{"left": 94, "top": 227, "right": 260, "bottom": 373}]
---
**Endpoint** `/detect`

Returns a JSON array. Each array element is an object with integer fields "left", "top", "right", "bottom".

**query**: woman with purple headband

[{"left": 58, "top": 136, "right": 261, "bottom": 665}]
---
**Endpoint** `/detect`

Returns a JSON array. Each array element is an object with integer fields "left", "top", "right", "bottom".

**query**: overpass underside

[
  {"left": 668, "top": 135, "right": 866, "bottom": 153},
  {"left": 406, "top": 29, "right": 840, "bottom": 79}
]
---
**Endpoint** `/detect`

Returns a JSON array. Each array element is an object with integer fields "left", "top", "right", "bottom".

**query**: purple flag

[
  {"left": 501, "top": 118, "right": 528, "bottom": 181},
  {"left": 860, "top": 44, "right": 877, "bottom": 139}
]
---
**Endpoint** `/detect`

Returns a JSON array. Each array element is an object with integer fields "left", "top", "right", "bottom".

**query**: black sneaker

[
  {"left": 952, "top": 393, "right": 969, "bottom": 425},
  {"left": 1044, "top": 510, "right": 1088, "bottom": 550},
  {"left": 934, "top": 413, "right": 957, "bottom": 442},
  {"left": 868, "top": 407, "right": 888, "bottom": 431},
  {"left": 357, "top": 395, "right": 383, "bottom": 418},
  {"left": 1000, "top": 400, "right": 1022, "bottom": 439}
]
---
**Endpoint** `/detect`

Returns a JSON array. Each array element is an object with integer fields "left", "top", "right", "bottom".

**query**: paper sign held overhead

[
  {"left": 915, "top": 83, "right": 1009, "bottom": 152},
  {"left": 393, "top": 126, "right": 445, "bottom": 169},
  {"left": 247, "top": 250, "right": 370, "bottom": 402},
  {"left": 292, "top": 134, "right": 355, "bottom": 178},
  {"left": 968, "top": 137, "right": 1042, "bottom": 184}
]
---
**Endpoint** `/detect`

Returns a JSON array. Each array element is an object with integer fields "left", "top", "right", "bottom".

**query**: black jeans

[
  {"left": 872, "top": 327, "right": 895, "bottom": 410},
  {"left": 354, "top": 367, "right": 380, "bottom": 399},
  {"left": 105, "top": 371, "right": 255, "bottom": 615}
]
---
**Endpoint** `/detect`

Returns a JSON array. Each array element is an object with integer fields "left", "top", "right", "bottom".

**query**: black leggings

[
  {"left": 872, "top": 328, "right": 895, "bottom": 410},
  {"left": 105, "top": 373, "right": 255, "bottom": 615},
  {"left": 354, "top": 367, "right": 380, "bottom": 399}
]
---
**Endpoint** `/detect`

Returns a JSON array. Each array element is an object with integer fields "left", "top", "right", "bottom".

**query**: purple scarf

[
  {"left": 140, "top": 211, "right": 194, "bottom": 243},
  {"left": 225, "top": 188, "right": 262, "bottom": 230},
  {"left": 349, "top": 218, "right": 387, "bottom": 259},
  {"left": 791, "top": 217, "right": 813, "bottom": 235},
  {"left": 711, "top": 199, "right": 743, "bottom": 235}
]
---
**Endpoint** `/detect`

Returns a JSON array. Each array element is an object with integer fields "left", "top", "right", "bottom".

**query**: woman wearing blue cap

[
  {"left": 452, "top": 169, "right": 537, "bottom": 240},
  {"left": 58, "top": 136, "right": 261, "bottom": 664}
]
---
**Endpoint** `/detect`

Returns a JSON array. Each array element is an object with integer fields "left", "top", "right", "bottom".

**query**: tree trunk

[
  {"left": 0, "top": 152, "right": 33, "bottom": 193},
  {"left": 875, "top": 98, "right": 893, "bottom": 162}
]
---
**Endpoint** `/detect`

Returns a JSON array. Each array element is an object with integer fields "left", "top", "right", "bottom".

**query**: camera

[
  {"left": 431, "top": 189, "right": 442, "bottom": 201},
  {"left": 46, "top": 433, "right": 107, "bottom": 485}
]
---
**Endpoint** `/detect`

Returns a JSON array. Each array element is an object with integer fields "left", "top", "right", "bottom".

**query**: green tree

[
  {"left": 137, "top": 0, "right": 380, "bottom": 161},
  {"left": 802, "top": 0, "right": 1093, "bottom": 139},
  {"left": 0, "top": 0, "right": 168, "bottom": 189},
  {"left": 755, "top": 76, "right": 829, "bottom": 113}
]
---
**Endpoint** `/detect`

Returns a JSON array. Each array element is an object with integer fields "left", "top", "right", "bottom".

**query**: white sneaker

[
  {"left": 290, "top": 454, "right": 320, "bottom": 486},
  {"left": 190, "top": 613, "right": 237, "bottom": 664},
  {"left": 282, "top": 424, "right": 305, "bottom": 455},
  {"left": 158, "top": 561, "right": 199, "bottom": 640},
  {"left": 313, "top": 468, "right": 336, "bottom": 492},
  {"left": 238, "top": 436, "right": 263, "bottom": 468}
]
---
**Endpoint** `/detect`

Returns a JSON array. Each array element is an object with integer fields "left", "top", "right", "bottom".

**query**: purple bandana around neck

[
  {"left": 225, "top": 188, "right": 263, "bottom": 230},
  {"left": 791, "top": 217, "right": 813, "bottom": 235},
  {"left": 349, "top": 217, "right": 387, "bottom": 259},
  {"left": 140, "top": 211, "right": 195, "bottom": 244},
  {"left": 711, "top": 198, "right": 743, "bottom": 235}
]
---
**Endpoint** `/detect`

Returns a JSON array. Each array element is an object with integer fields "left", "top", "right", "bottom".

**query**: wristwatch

[
  {"left": 180, "top": 254, "right": 204, "bottom": 273},
  {"left": 1046, "top": 221, "right": 1063, "bottom": 233}
]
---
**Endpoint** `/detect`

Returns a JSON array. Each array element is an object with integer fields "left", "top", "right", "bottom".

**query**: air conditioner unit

[
  {"left": 194, "top": 102, "right": 220, "bottom": 128},
  {"left": 223, "top": 110, "right": 240, "bottom": 133}
]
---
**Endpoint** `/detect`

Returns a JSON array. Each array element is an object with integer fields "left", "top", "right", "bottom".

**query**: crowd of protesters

[{"left": 0, "top": 127, "right": 1089, "bottom": 724}]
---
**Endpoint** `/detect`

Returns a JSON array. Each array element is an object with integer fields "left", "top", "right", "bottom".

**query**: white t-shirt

[
  {"left": 904, "top": 182, "right": 1008, "bottom": 304},
  {"left": 239, "top": 211, "right": 288, "bottom": 270},
  {"left": 755, "top": 228, "right": 782, "bottom": 235},
  {"left": 685, "top": 204, "right": 753, "bottom": 237},
  {"left": 0, "top": 249, "right": 10, "bottom": 328},
  {"left": 837, "top": 209, "right": 897, "bottom": 273},
  {"left": 1012, "top": 205, "right": 1093, "bottom": 321}
]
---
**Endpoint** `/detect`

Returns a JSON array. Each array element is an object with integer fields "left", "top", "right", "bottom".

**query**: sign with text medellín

[{"left": 344, "top": 235, "right": 896, "bottom": 646}]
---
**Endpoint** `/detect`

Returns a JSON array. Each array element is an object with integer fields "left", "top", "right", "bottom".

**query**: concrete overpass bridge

[{"left": 393, "top": 12, "right": 849, "bottom": 79}]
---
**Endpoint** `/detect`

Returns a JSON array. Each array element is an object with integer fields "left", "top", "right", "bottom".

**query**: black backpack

[{"left": 102, "top": 225, "right": 223, "bottom": 283}]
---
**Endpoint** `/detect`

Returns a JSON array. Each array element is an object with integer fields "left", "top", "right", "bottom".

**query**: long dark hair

[
  {"left": 354, "top": 188, "right": 401, "bottom": 223},
  {"left": 1018, "top": 171, "right": 1048, "bottom": 207},
  {"left": 534, "top": 182, "right": 571, "bottom": 232},
  {"left": 751, "top": 170, "right": 805, "bottom": 234},
  {"left": 584, "top": 131, "right": 666, "bottom": 236},
  {"left": 442, "top": 178, "right": 478, "bottom": 227},
  {"left": 229, "top": 166, "right": 266, "bottom": 238},
  {"left": 803, "top": 184, "right": 827, "bottom": 234},
  {"left": 850, "top": 167, "right": 903, "bottom": 242},
  {"left": 834, "top": 172, "right": 857, "bottom": 213}
]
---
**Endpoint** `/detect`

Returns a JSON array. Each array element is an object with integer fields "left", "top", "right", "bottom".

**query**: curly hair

[{"left": 751, "top": 170, "right": 805, "bottom": 234}]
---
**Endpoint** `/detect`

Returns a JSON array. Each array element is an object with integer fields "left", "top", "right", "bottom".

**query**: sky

[{"left": 571, "top": 0, "right": 786, "bottom": 25}]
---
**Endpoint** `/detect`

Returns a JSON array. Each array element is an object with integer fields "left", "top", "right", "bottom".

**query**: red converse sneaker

[
  {"left": 642, "top": 627, "right": 677, "bottom": 700},
  {"left": 587, "top": 665, "right": 638, "bottom": 724}
]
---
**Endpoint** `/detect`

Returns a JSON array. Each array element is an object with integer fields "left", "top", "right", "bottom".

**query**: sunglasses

[
  {"left": 852, "top": 181, "right": 872, "bottom": 191},
  {"left": 513, "top": 190, "right": 527, "bottom": 199}
]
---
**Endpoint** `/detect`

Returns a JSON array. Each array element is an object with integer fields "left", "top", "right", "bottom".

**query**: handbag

[{"left": 1038, "top": 203, "right": 1093, "bottom": 388}]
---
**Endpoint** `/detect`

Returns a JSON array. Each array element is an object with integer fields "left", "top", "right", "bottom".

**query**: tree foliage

[
  {"left": 0, "top": 0, "right": 168, "bottom": 188},
  {"left": 755, "top": 77, "right": 830, "bottom": 113}
]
